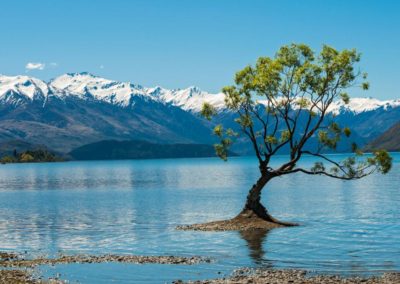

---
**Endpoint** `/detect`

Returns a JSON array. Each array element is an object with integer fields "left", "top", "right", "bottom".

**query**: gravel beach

[
  {"left": 174, "top": 269, "right": 400, "bottom": 284},
  {"left": 2, "top": 252, "right": 399, "bottom": 283}
]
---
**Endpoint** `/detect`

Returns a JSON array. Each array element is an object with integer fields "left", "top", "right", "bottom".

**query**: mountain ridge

[
  {"left": 1, "top": 73, "right": 399, "bottom": 114},
  {"left": 364, "top": 122, "right": 400, "bottom": 151}
]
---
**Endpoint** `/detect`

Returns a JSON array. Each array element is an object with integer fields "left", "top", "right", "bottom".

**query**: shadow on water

[{"left": 238, "top": 229, "right": 273, "bottom": 267}]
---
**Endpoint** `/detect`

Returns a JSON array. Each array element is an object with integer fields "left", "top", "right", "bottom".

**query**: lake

[{"left": 0, "top": 154, "right": 399, "bottom": 283}]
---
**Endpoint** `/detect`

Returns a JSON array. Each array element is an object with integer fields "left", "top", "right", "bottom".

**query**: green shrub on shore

[
  {"left": 1, "top": 149, "right": 62, "bottom": 164},
  {"left": 0, "top": 156, "right": 17, "bottom": 164}
]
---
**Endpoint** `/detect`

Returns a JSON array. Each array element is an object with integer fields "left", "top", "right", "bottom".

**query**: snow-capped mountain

[
  {"left": 50, "top": 72, "right": 151, "bottom": 106},
  {"left": 0, "top": 73, "right": 219, "bottom": 153},
  {"left": 2, "top": 72, "right": 399, "bottom": 114},
  {"left": 148, "top": 85, "right": 226, "bottom": 112},
  {"left": 0, "top": 72, "right": 399, "bottom": 154},
  {"left": 0, "top": 72, "right": 226, "bottom": 112},
  {"left": 327, "top": 97, "right": 400, "bottom": 115},
  {"left": 0, "top": 75, "right": 51, "bottom": 105},
  {"left": 50, "top": 72, "right": 226, "bottom": 112}
]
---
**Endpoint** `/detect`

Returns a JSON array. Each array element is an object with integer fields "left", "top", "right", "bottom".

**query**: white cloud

[
  {"left": 100, "top": 64, "right": 104, "bottom": 69},
  {"left": 25, "top": 62, "right": 45, "bottom": 71},
  {"left": 49, "top": 62, "right": 58, "bottom": 67}
]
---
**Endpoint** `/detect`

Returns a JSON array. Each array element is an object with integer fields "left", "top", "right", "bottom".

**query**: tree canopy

[{"left": 202, "top": 43, "right": 392, "bottom": 180}]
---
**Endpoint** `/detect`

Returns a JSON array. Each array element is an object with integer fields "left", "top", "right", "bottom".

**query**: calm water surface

[{"left": 0, "top": 154, "right": 399, "bottom": 283}]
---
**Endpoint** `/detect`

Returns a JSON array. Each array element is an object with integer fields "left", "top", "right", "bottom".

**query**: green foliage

[
  {"left": 315, "top": 122, "right": 352, "bottom": 151},
  {"left": 318, "top": 130, "right": 338, "bottom": 149},
  {"left": 280, "top": 130, "right": 291, "bottom": 142},
  {"left": 214, "top": 137, "right": 232, "bottom": 161},
  {"left": 225, "top": 128, "right": 238, "bottom": 137},
  {"left": 213, "top": 124, "right": 223, "bottom": 137},
  {"left": 234, "top": 114, "right": 253, "bottom": 127},
  {"left": 330, "top": 167, "right": 339, "bottom": 174},
  {"left": 309, "top": 110, "right": 317, "bottom": 117},
  {"left": 311, "top": 162, "right": 325, "bottom": 173},
  {"left": 265, "top": 135, "right": 278, "bottom": 145},
  {"left": 340, "top": 93, "right": 350, "bottom": 104},
  {"left": 329, "top": 122, "right": 341, "bottom": 134},
  {"left": 372, "top": 150, "right": 392, "bottom": 174},
  {"left": 296, "top": 98, "right": 310, "bottom": 108},
  {"left": 201, "top": 102, "right": 217, "bottom": 121},
  {"left": 200, "top": 43, "right": 391, "bottom": 181},
  {"left": 315, "top": 149, "right": 393, "bottom": 179},
  {"left": 343, "top": 127, "right": 351, "bottom": 137},
  {"left": 342, "top": 157, "right": 357, "bottom": 178},
  {"left": 210, "top": 124, "right": 239, "bottom": 160},
  {"left": 317, "top": 131, "right": 328, "bottom": 143}
]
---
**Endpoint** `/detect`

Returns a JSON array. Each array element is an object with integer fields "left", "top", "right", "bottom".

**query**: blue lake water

[{"left": 0, "top": 154, "right": 399, "bottom": 283}]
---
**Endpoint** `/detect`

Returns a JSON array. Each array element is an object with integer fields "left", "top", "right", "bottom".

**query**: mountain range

[{"left": 0, "top": 72, "right": 399, "bottom": 156}]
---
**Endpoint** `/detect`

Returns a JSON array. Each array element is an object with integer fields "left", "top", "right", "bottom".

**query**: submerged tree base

[{"left": 177, "top": 209, "right": 298, "bottom": 231}]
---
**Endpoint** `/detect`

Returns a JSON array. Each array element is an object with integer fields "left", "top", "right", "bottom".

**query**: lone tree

[{"left": 199, "top": 44, "right": 392, "bottom": 230}]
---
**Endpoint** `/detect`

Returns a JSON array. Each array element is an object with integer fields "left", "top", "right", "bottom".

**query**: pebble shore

[
  {"left": 174, "top": 268, "right": 400, "bottom": 284},
  {"left": 0, "top": 251, "right": 210, "bottom": 283},
  {"left": 2, "top": 252, "right": 399, "bottom": 283},
  {"left": 0, "top": 253, "right": 210, "bottom": 268}
]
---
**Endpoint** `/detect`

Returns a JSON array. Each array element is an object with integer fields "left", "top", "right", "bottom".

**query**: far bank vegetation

[{"left": 0, "top": 149, "right": 62, "bottom": 164}]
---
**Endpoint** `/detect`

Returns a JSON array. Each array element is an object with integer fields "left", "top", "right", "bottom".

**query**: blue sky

[{"left": 0, "top": 0, "right": 399, "bottom": 99}]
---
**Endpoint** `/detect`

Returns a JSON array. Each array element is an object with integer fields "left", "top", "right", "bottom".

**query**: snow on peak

[
  {"left": 50, "top": 73, "right": 148, "bottom": 106},
  {"left": 0, "top": 73, "right": 232, "bottom": 112},
  {"left": 146, "top": 85, "right": 225, "bottom": 112},
  {"left": 1, "top": 73, "right": 398, "bottom": 114},
  {"left": 0, "top": 75, "right": 49, "bottom": 102},
  {"left": 327, "top": 97, "right": 400, "bottom": 114},
  {"left": 254, "top": 96, "right": 400, "bottom": 115}
]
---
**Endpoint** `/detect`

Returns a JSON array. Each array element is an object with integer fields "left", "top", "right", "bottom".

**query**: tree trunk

[{"left": 238, "top": 175, "right": 296, "bottom": 226}]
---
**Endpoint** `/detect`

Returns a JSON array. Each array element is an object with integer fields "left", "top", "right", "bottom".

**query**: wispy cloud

[
  {"left": 49, "top": 62, "right": 58, "bottom": 68},
  {"left": 100, "top": 64, "right": 105, "bottom": 69},
  {"left": 25, "top": 62, "right": 46, "bottom": 71}
]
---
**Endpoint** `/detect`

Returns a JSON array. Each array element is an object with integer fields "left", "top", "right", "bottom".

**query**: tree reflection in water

[{"left": 238, "top": 229, "right": 273, "bottom": 267}]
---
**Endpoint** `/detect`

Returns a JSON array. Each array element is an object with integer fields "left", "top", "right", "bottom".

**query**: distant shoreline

[{"left": 1, "top": 151, "right": 399, "bottom": 165}]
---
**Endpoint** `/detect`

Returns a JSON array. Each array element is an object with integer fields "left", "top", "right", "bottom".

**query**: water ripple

[{"left": 0, "top": 154, "right": 399, "bottom": 282}]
